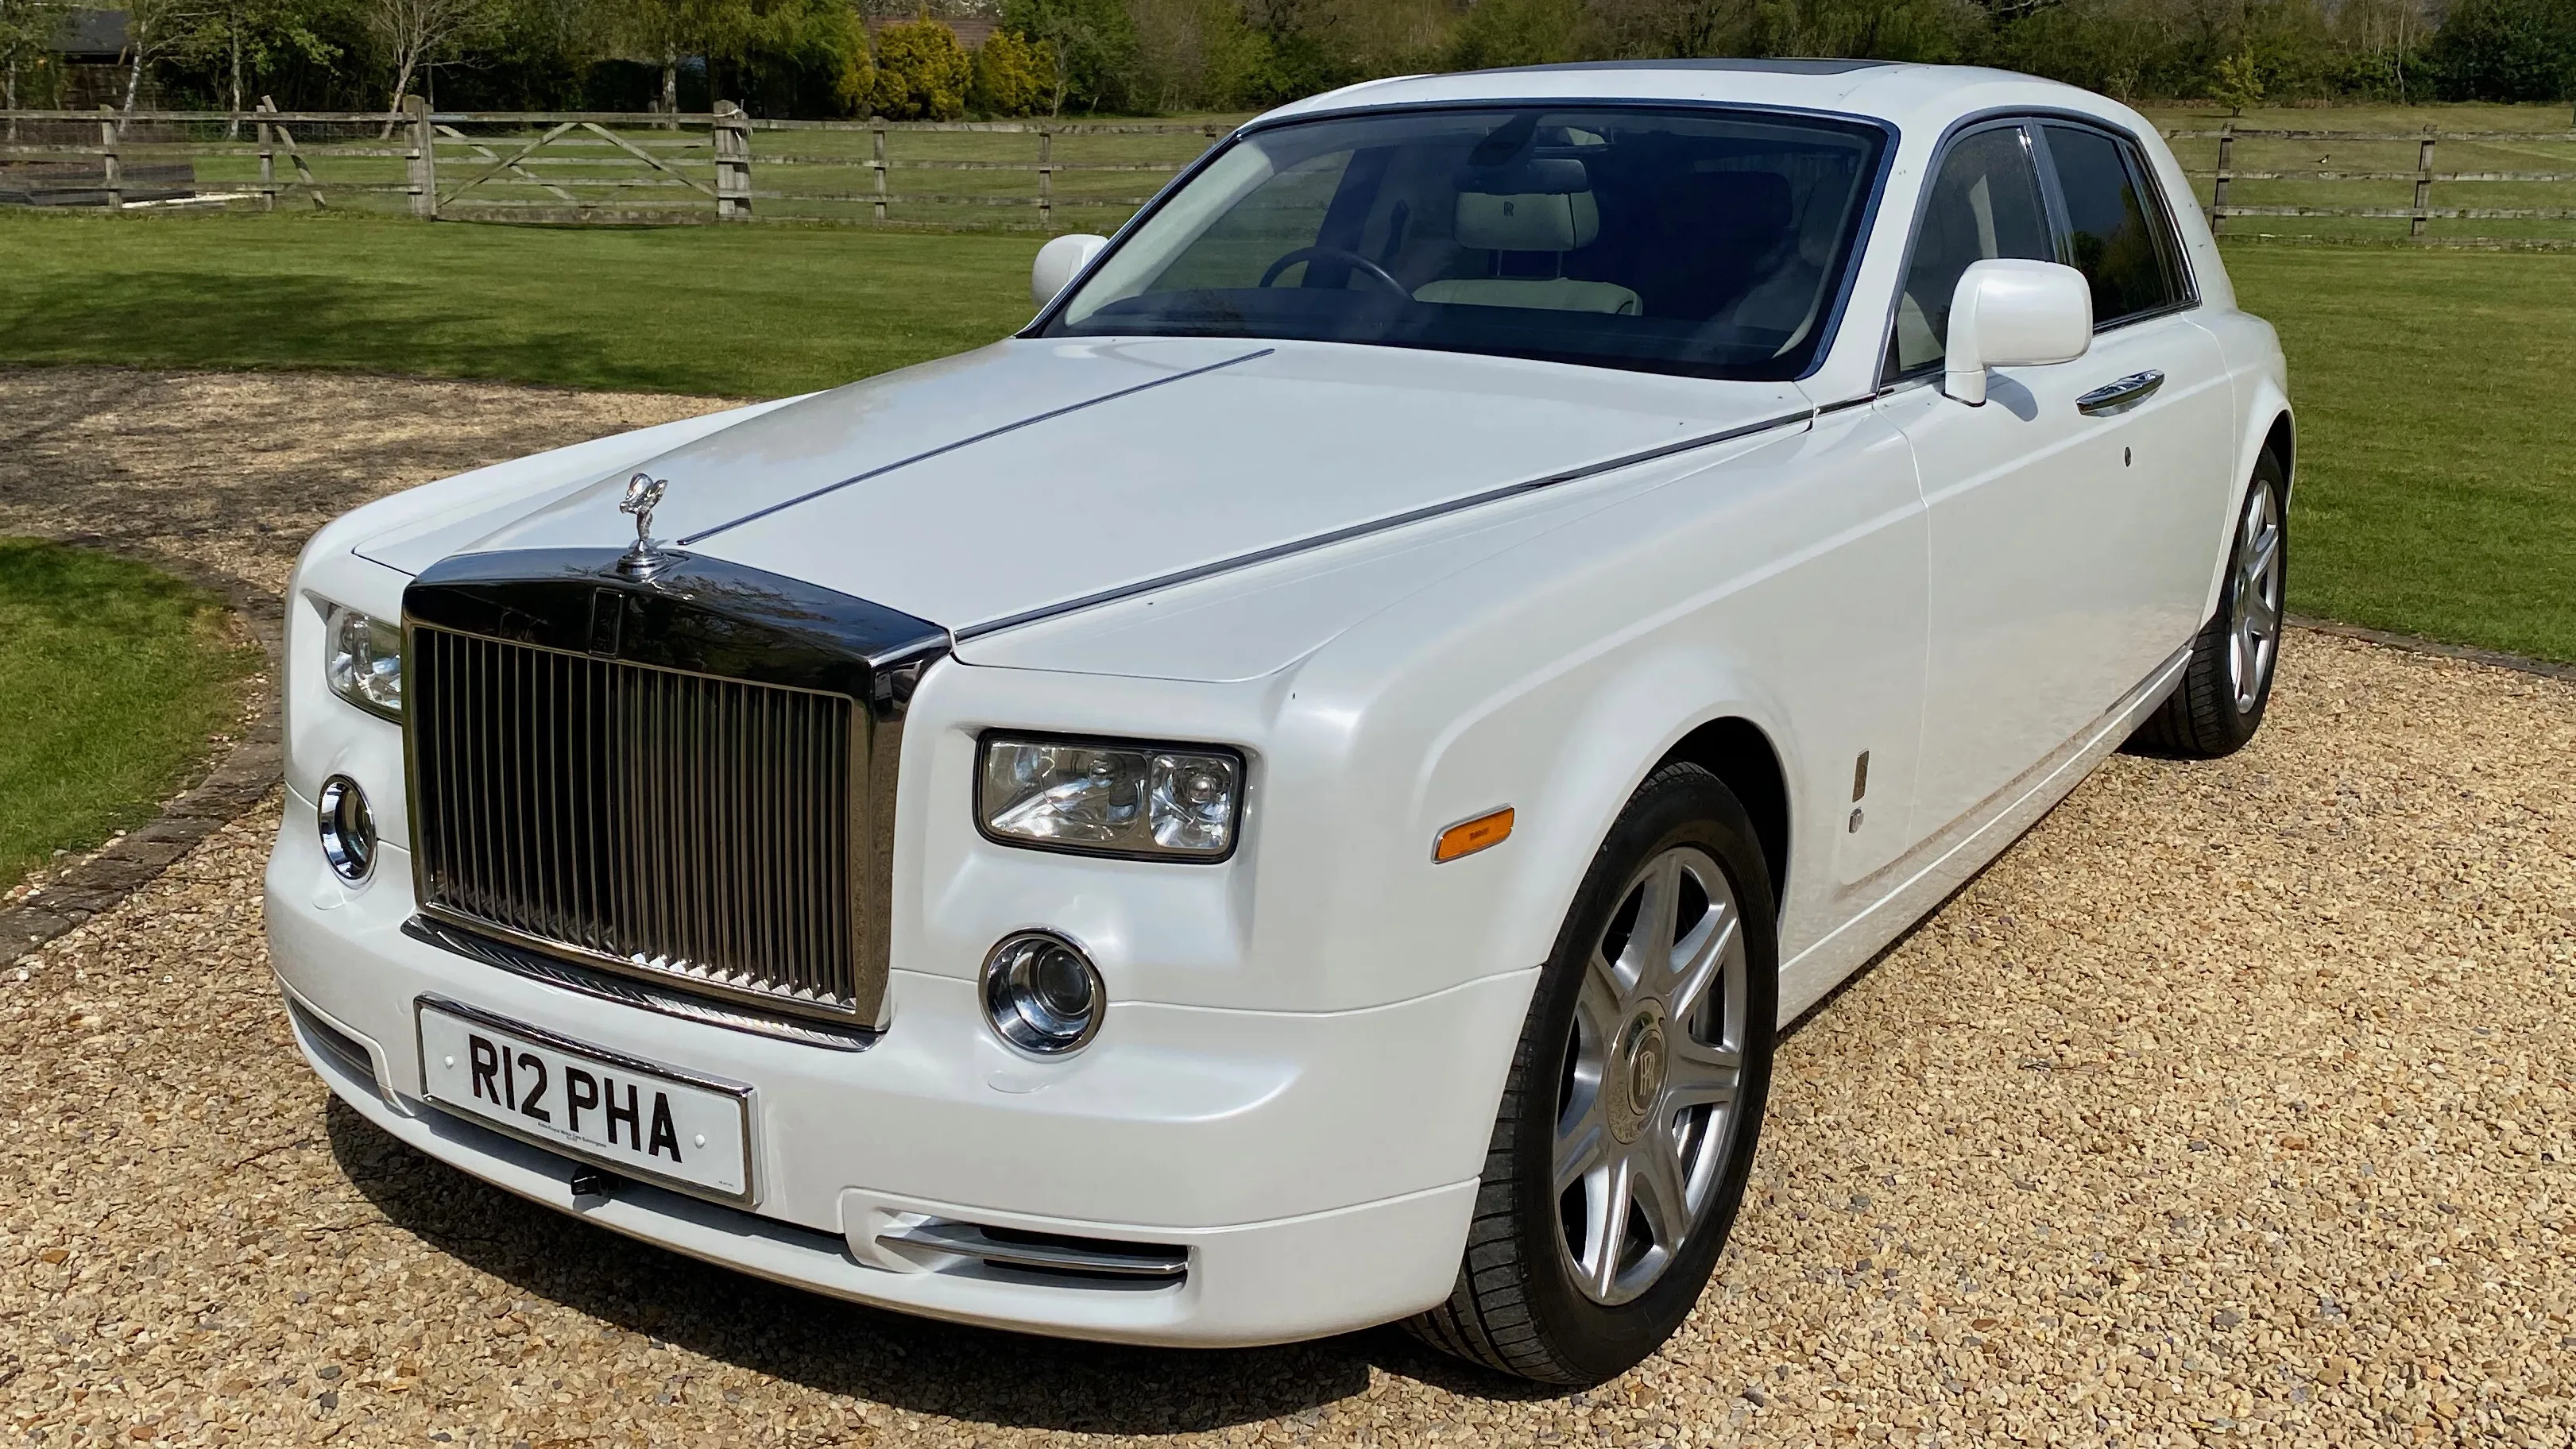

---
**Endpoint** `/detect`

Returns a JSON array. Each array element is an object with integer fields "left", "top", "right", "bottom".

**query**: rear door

[{"left": 2029, "top": 120, "right": 2239, "bottom": 676}]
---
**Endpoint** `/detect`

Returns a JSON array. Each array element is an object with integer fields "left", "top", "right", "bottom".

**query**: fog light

[
  {"left": 317, "top": 775, "right": 376, "bottom": 882},
  {"left": 982, "top": 932, "right": 1104, "bottom": 1055}
]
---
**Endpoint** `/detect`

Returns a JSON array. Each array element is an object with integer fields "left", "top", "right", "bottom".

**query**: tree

[
  {"left": 869, "top": 14, "right": 969, "bottom": 117},
  {"left": 1585, "top": 0, "right": 1758, "bottom": 57},
  {"left": 969, "top": 27, "right": 1045, "bottom": 113},
  {"left": 1754, "top": 0, "right": 1979, "bottom": 63},
  {"left": 729, "top": 0, "right": 873, "bottom": 114},
  {"left": 606, "top": 0, "right": 702, "bottom": 116},
  {"left": 169, "top": 0, "right": 340, "bottom": 130},
  {"left": 603, "top": 0, "right": 869, "bottom": 120},
  {"left": 1000, "top": 0, "right": 1134, "bottom": 111},
  {"left": 1447, "top": 0, "right": 1592, "bottom": 69},
  {"left": 0, "top": 0, "right": 64, "bottom": 117},
  {"left": 2210, "top": 46, "right": 2264, "bottom": 111},
  {"left": 2424, "top": 0, "right": 2576, "bottom": 99},
  {"left": 364, "top": 0, "right": 506, "bottom": 111}
]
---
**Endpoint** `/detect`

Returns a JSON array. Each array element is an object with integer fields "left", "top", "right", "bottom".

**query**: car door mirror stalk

[
  {"left": 1941, "top": 259, "right": 2094, "bottom": 407},
  {"left": 1032, "top": 234, "right": 1110, "bottom": 310}
]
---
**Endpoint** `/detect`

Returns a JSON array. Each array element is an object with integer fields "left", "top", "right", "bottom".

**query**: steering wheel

[{"left": 1258, "top": 246, "right": 1410, "bottom": 298}]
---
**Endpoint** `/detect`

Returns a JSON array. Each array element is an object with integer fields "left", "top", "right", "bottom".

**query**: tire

[
  {"left": 2130, "top": 450, "right": 2288, "bottom": 759},
  {"left": 1406, "top": 762, "right": 1777, "bottom": 1385}
]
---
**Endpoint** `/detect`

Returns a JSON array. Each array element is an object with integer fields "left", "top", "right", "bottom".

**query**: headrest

[
  {"left": 1454, "top": 156, "right": 1590, "bottom": 195},
  {"left": 1456, "top": 190, "right": 1600, "bottom": 252},
  {"left": 1678, "top": 168, "right": 1793, "bottom": 238}
]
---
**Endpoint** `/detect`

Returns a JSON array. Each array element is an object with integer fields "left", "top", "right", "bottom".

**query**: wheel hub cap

[
  {"left": 2226, "top": 485, "right": 2284, "bottom": 714},
  {"left": 1606, "top": 1005, "right": 1669, "bottom": 1145}
]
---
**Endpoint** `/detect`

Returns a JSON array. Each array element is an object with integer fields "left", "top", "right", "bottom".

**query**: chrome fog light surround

[
  {"left": 316, "top": 775, "right": 377, "bottom": 882},
  {"left": 981, "top": 931, "right": 1105, "bottom": 1056}
]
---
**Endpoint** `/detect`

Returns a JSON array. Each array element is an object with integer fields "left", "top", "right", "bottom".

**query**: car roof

[{"left": 1257, "top": 61, "right": 2128, "bottom": 140}]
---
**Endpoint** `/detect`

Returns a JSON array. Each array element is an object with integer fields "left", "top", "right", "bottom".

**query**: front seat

[
  {"left": 1414, "top": 180, "right": 1642, "bottom": 315},
  {"left": 1633, "top": 169, "right": 1794, "bottom": 321}
]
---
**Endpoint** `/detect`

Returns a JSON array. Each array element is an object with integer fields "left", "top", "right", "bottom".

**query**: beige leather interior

[
  {"left": 1418, "top": 188, "right": 1642, "bottom": 315},
  {"left": 1454, "top": 190, "right": 1599, "bottom": 251}
]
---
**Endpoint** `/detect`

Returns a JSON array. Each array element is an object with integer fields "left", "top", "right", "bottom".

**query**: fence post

[
  {"left": 872, "top": 122, "right": 888, "bottom": 223},
  {"left": 2210, "top": 124, "right": 2231, "bottom": 235},
  {"left": 255, "top": 99, "right": 276, "bottom": 211},
  {"left": 97, "top": 105, "right": 120, "bottom": 212},
  {"left": 2412, "top": 127, "right": 2434, "bottom": 239},
  {"left": 406, "top": 94, "right": 439, "bottom": 219},
  {"left": 1038, "top": 127, "right": 1053, "bottom": 230},
  {"left": 713, "top": 100, "right": 750, "bottom": 219}
]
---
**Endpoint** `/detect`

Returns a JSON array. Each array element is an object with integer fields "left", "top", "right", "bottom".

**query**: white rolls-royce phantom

[{"left": 269, "top": 59, "right": 2291, "bottom": 1383}]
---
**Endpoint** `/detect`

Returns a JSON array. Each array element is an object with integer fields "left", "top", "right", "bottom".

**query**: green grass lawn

[
  {"left": 2223, "top": 244, "right": 2576, "bottom": 663},
  {"left": 0, "top": 539, "right": 264, "bottom": 891},
  {"left": 0, "top": 208, "right": 2569, "bottom": 662},
  {"left": 0, "top": 210, "right": 1036, "bottom": 396}
]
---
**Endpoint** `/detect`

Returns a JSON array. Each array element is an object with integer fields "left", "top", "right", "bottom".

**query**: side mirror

[
  {"left": 1032, "top": 234, "right": 1109, "bottom": 309},
  {"left": 1943, "top": 259, "right": 2092, "bottom": 406}
]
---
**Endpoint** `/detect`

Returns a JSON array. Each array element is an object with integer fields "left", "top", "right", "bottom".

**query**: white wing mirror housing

[
  {"left": 1032, "top": 234, "right": 1109, "bottom": 309},
  {"left": 1943, "top": 259, "right": 2093, "bottom": 406}
]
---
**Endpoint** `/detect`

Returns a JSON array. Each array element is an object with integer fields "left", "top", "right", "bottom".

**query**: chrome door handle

[{"left": 2076, "top": 369, "right": 2165, "bottom": 417}]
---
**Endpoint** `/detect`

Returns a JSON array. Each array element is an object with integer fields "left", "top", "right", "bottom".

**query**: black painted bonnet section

[{"left": 402, "top": 548, "right": 950, "bottom": 713}]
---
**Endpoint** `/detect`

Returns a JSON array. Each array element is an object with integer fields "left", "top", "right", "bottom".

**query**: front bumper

[{"left": 265, "top": 796, "right": 1532, "bottom": 1347}]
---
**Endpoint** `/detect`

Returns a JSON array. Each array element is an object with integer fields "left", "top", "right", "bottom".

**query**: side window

[
  {"left": 2039, "top": 124, "right": 2182, "bottom": 327},
  {"left": 1887, "top": 126, "right": 2054, "bottom": 378}
]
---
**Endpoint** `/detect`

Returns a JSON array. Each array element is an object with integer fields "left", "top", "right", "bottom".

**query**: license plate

[{"left": 415, "top": 997, "right": 755, "bottom": 1204}]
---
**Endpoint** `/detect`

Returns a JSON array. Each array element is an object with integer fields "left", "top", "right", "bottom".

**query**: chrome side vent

[{"left": 879, "top": 1219, "right": 1188, "bottom": 1284}]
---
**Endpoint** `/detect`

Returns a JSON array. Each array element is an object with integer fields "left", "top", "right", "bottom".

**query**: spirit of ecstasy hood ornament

[{"left": 617, "top": 473, "right": 671, "bottom": 578}]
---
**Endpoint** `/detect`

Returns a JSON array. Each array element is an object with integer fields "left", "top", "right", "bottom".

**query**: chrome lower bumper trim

[
  {"left": 403, "top": 916, "right": 880, "bottom": 1053},
  {"left": 879, "top": 1219, "right": 1189, "bottom": 1281}
]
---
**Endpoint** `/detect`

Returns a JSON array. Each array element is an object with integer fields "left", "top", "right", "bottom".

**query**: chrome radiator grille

[{"left": 407, "top": 625, "right": 864, "bottom": 1018}]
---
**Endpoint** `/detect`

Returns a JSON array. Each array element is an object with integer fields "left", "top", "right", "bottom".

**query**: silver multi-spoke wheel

[
  {"left": 1410, "top": 763, "right": 1774, "bottom": 1385},
  {"left": 2226, "top": 483, "right": 2285, "bottom": 713},
  {"left": 2130, "top": 454, "right": 2288, "bottom": 760},
  {"left": 1553, "top": 844, "right": 1749, "bottom": 1306}
]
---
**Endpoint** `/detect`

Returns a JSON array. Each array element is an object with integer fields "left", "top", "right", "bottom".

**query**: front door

[{"left": 1889, "top": 117, "right": 2234, "bottom": 839}]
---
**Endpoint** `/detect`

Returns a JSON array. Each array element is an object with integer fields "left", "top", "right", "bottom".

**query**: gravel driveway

[{"left": 4, "top": 368, "right": 2573, "bottom": 1448}]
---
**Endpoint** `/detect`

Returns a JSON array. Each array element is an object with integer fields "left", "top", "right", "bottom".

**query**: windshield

[{"left": 1041, "top": 106, "right": 1888, "bottom": 381}]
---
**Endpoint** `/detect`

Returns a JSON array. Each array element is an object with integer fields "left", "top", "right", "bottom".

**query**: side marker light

[{"left": 1433, "top": 807, "right": 1515, "bottom": 864}]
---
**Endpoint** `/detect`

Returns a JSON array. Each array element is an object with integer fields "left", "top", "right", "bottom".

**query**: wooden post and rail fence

[
  {"left": 2173, "top": 122, "right": 2576, "bottom": 240},
  {"left": 4, "top": 106, "right": 2574, "bottom": 244},
  {"left": 0, "top": 102, "right": 1226, "bottom": 228}
]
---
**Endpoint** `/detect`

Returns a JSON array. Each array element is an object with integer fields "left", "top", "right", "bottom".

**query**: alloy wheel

[
  {"left": 2226, "top": 484, "right": 2285, "bottom": 714},
  {"left": 1552, "top": 844, "right": 1750, "bottom": 1306}
]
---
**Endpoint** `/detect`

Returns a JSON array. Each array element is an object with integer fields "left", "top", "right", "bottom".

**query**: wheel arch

[
  {"left": 2200, "top": 385, "right": 2295, "bottom": 623},
  {"left": 1403, "top": 637, "right": 1808, "bottom": 1012},
  {"left": 2262, "top": 408, "right": 2296, "bottom": 504},
  {"left": 1656, "top": 717, "right": 1791, "bottom": 906}
]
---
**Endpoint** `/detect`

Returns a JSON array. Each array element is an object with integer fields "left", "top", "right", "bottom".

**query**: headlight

[
  {"left": 978, "top": 734, "right": 1244, "bottom": 860},
  {"left": 319, "top": 601, "right": 402, "bottom": 721}
]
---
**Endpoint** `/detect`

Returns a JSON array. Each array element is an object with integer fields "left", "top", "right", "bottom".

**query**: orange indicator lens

[{"left": 1433, "top": 807, "right": 1515, "bottom": 864}]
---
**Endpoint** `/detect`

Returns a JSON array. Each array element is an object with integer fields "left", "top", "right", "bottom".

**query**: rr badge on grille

[{"left": 617, "top": 473, "right": 672, "bottom": 579}]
